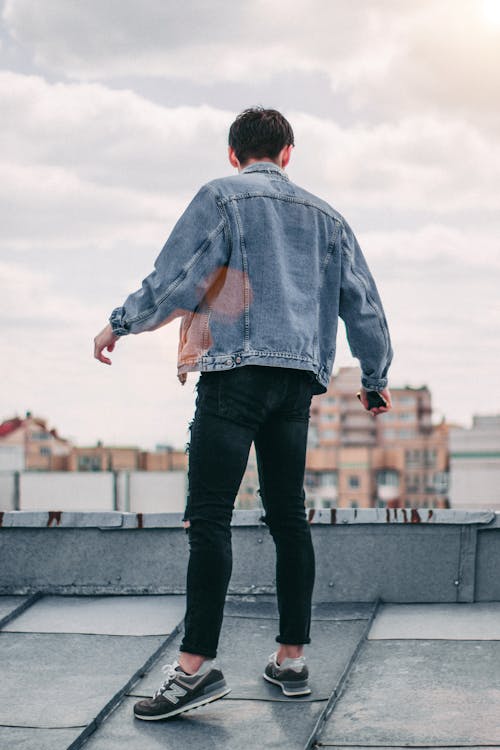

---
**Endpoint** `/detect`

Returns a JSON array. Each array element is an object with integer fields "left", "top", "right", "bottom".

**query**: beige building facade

[
  {"left": 0, "top": 413, "right": 72, "bottom": 471},
  {"left": 0, "top": 413, "right": 188, "bottom": 474},
  {"left": 304, "top": 367, "right": 449, "bottom": 509},
  {"left": 237, "top": 367, "right": 449, "bottom": 510}
]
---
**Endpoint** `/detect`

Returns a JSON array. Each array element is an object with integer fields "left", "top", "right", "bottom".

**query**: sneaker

[
  {"left": 134, "top": 658, "right": 231, "bottom": 721},
  {"left": 263, "top": 651, "right": 311, "bottom": 697}
]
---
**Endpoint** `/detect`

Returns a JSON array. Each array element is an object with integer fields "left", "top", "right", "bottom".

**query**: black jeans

[{"left": 180, "top": 365, "right": 316, "bottom": 659}]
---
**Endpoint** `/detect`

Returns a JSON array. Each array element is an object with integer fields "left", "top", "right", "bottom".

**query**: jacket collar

[{"left": 241, "top": 162, "right": 290, "bottom": 181}]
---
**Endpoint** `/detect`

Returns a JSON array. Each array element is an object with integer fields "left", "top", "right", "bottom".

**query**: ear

[
  {"left": 228, "top": 146, "right": 240, "bottom": 170},
  {"left": 280, "top": 144, "right": 293, "bottom": 169}
]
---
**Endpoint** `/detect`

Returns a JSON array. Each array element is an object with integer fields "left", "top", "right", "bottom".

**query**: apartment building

[
  {"left": 0, "top": 412, "right": 72, "bottom": 470},
  {"left": 236, "top": 367, "right": 448, "bottom": 510},
  {"left": 0, "top": 414, "right": 188, "bottom": 473},
  {"left": 304, "top": 367, "right": 449, "bottom": 509}
]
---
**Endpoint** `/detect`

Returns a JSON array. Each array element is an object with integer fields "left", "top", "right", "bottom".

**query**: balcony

[{"left": 1, "top": 507, "right": 500, "bottom": 749}]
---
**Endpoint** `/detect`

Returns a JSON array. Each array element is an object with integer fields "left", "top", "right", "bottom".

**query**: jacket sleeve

[
  {"left": 109, "top": 184, "right": 227, "bottom": 336},
  {"left": 338, "top": 219, "right": 393, "bottom": 391}
]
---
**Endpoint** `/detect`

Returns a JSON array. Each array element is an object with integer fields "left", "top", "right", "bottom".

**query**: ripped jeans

[{"left": 180, "top": 365, "right": 316, "bottom": 659}]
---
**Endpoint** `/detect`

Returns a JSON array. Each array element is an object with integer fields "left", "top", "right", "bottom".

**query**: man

[{"left": 94, "top": 107, "right": 393, "bottom": 720}]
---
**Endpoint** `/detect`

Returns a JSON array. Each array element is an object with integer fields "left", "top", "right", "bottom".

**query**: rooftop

[{"left": 1, "top": 508, "right": 500, "bottom": 749}]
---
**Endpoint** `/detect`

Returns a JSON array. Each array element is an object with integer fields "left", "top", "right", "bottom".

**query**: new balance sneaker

[
  {"left": 134, "top": 658, "right": 231, "bottom": 720},
  {"left": 263, "top": 651, "right": 311, "bottom": 696}
]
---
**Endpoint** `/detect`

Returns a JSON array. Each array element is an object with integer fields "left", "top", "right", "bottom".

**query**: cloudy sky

[{"left": 1, "top": 0, "right": 499, "bottom": 449}]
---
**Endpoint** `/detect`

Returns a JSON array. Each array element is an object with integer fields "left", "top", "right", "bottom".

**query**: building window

[
  {"left": 78, "top": 455, "right": 102, "bottom": 471},
  {"left": 39, "top": 447, "right": 51, "bottom": 457},
  {"left": 424, "top": 449, "right": 437, "bottom": 467},
  {"left": 307, "top": 425, "right": 319, "bottom": 448},
  {"left": 305, "top": 471, "right": 319, "bottom": 489},
  {"left": 322, "top": 413, "right": 336, "bottom": 422},
  {"left": 348, "top": 475, "right": 360, "bottom": 488},
  {"left": 321, "top": 472, "right": 338, "bottom": 487},
  {"left": 398, "top": 429, "right": 416, "bottom": 439},
  {"left": 406, "top": 473, "right": 420, "bottom": 493},
  {"left": 400, "top": 396, "right": 415, "bottom": 405},
  {"left": 381, "top": 412, "right": 395, "bottom": 421},
  {"left": 350, "top": 500, "right": 359, "bottom": 508},
  {"left": 433, "top": 472, "right": 449, "bottom": 493},
  {"left": 405, "top": 449, "right": 421, "bottom": 467},
  {"left": 322, "top": 429, "right": 338, "bottom": 439},
  {"left": 378, "top": 470, "right": 399, "bottom": 487}
]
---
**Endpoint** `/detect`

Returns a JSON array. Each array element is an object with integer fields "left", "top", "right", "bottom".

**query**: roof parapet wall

[{"left": 1, "top": 509, "right": 498, "bottom": 602}]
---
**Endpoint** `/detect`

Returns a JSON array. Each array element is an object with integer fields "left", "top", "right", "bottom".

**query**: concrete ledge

[{"left": 0, "top": 508, "right": 496, "bottom": 529}]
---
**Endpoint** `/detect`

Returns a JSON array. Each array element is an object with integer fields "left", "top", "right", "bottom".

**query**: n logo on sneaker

[{"left": 162, "top": 682, "right": 187, "bottom": 704}]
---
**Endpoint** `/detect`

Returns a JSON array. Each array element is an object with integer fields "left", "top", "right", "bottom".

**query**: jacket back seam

[{"left": 218, "top": 192, "right": 343, "bottom": 223}]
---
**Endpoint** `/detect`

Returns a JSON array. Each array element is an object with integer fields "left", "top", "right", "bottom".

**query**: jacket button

[
  {"left": 235, "top": 356, "right": 242, "bottom": 364},
  {"left": 225, "top": 357, "right": 233, "bottom": 365}
]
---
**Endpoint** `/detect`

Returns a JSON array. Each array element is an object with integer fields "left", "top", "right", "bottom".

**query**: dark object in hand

[{"left": 356, "top": 390, "right": 387, "bottom": 409}]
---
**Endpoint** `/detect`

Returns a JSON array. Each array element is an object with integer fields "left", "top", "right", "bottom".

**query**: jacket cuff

[
  {"left": 361, "top": 376, "right": 388, "bottom": 392},
  {"left": 109, "top": 307, "right": 130, "bottom": 337}
]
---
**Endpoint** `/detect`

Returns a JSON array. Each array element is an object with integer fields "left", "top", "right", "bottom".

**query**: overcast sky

[{"left": 1, "top": 0, "right": 499, "bottom": 449}]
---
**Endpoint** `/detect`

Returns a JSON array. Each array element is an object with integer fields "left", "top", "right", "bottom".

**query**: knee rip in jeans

[{"left": 185, "top": 418, "right": 195, "bottom": 455}]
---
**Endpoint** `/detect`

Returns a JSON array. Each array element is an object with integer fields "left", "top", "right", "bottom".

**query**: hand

[
  {"left": 358, "top": 387, "right": 392, "bottom": 416},
  {"left": 94, "top": 323, "right": 118, "bottom": 365}
]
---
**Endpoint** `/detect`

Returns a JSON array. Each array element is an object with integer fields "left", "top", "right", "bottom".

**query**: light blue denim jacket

[{"left": 109, "top": 162, "right": 393, "bottom": 394}]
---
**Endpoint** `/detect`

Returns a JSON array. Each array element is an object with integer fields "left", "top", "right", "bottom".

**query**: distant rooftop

[{"left": 1, "top": 508, "right": 500, "bottom": 749}]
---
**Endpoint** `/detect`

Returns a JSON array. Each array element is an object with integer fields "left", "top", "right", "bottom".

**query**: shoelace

[{"left": 153, "top": 661, "right": 181, "bottom": 698}]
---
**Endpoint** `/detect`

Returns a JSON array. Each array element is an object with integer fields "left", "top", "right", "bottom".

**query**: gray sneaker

[
  {"left": 134, "top": 659, "right": 231, "bottom": 720},
  {"left": 263, "top": 651, "right": 311, "bottom": 697}
]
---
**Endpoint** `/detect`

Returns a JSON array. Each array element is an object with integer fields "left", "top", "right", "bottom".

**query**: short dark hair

[{"left": 228, "top": 107, "right": 294, "bottom": 165}]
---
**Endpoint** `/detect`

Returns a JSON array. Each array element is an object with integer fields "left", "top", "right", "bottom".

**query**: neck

[{"left": 239, "top": 157, "right": 281, "bottom": 172}]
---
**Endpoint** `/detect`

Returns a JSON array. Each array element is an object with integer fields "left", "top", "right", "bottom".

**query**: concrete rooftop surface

[{"left": 1, "top": 508, "right": 500, "bottom": 749}]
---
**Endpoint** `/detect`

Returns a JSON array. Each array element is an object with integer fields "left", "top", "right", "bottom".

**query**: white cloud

[
  {"left": 290, "top": 111, "right": 500, "bottom": 214},
  {"left": 3, "top": 0, "right": 500, "bottom": 126},
  {"left": 2, "top": 71, "right": 499, "bottom": 262},
  {"left": 0, "top": 72, "right": 232, "bottom": 248},
  {"left": 361, "top": 224, "right": 500, "bottom": 269},
  {"left": 1, "top": 0, "right": 380, "bottom": 81},
  {"left": 0, "top": 72, "right": 231, "bottom": 191}
]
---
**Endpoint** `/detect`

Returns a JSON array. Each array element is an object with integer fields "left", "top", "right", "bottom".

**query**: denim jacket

[{"left": 109, "top": 162, "right": 393, "bottom": 394}]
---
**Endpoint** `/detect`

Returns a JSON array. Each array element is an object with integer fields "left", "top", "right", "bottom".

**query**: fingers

[
  {"left": 93, "top": 324, "right": 119, "bottom": 365},
  {"left": 94, "top": 338, "right": 112, "bottom": 365},
  {"left": 94, "top": 344, "right": 112, "bottom": 365},
  {"left": 369, "top": 405, "right": 389, "bottom": 417}
]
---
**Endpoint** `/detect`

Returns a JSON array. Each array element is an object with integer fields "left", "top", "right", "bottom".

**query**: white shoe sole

[
  {"left": 134, "top": 687, "right": 231, "bottom": 721},
  {"left": 262, "top": 671, "right": 311, "bottom": 697}
]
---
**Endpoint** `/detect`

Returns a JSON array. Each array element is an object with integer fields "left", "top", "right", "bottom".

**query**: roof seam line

[
  {"left": 0, "top": 591, "right": 43, "bottom": 631},
  {"left": 304, "top": 597, "right": 383, "bottom": 750},
  {"left": 64, "top": 618, "right": 184, "bottom": 750}
]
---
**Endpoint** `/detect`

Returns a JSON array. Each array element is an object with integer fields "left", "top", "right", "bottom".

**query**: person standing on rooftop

[{"left": 94, "top": 107, "right": 393, "bottom": 720}]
